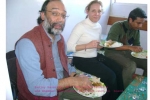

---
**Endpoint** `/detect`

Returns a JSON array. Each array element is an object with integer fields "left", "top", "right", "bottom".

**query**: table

[{"left": 117, "top": 76, "right": 147, "bottom": 100}]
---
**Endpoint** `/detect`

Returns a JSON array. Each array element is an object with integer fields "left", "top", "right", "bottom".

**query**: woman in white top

[{"left": 67, "top": 0, "right": 124, "bottom": 100}]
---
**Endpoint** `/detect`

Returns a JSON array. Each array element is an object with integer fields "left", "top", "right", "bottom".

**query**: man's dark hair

[
  {"left": 37, "top": 0, "right": 61, "bottom": 25},
  {"left": 128, "top": 7, "right": 147, "bottom": 21}
]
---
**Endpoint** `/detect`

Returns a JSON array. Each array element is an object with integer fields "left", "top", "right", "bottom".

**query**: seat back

[
  {"left": 7, "top": 57, "right": 18, "bottom": 100},
  {"left": 6, "top": 50, "right": 16, "bottom": 60},
  {"left": 7, "top": 57, "right": 17, "bottom": 86}
]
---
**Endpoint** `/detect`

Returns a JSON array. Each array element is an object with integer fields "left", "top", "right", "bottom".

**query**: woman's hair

[
  {"left": 37, "top": 0, "right": 61, "bottom": 25},
  {"left": 85, "top": 0, "right": 103, "bottom": 18},
  {"left": 128, "top": 7, "right": 147, "bottom": 21}
]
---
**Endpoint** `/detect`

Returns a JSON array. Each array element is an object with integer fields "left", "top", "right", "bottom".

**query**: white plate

[
  {"left": 99, "top": 40, "right": 123, "bottom": 48},
  {"left": 73, "top": 82, "right": 107, "bottom": 98},
  {"left": 131, "top": 50, "right": 147, "bottom": 59}
]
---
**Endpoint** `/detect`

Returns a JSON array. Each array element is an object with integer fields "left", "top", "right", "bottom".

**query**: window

[{"left": 115, "top": 0, "right": 148, "bottom": 4}]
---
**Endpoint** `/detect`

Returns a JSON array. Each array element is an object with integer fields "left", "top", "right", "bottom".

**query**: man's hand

[
  {"left": 129, "top": 46, "right": 143, "bottom": 52},
  {"left": 70, "top": 72, "right": 76, "bottom": 77},
  {"left": 73, "top": 75, "right": 93, "bottom": 92},
  {"left": 58, "top": 75, "right": 93, "bottom": 92}
]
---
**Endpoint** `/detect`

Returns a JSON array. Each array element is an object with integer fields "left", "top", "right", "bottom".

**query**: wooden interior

[{"left": 107, "top": 16, "right": 147, "bottom": 31}]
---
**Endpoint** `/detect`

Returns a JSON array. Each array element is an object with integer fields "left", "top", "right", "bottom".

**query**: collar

[
  {"left": 85, "top": 17, "right": 98, "bottom": 27},
  {"left": 123, "top": 20, "right": 134, "bottom": 31}
]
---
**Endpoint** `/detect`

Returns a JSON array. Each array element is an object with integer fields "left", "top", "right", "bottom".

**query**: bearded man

[{"left": 15, "top": 0, "right": 94, "bottom": 100}]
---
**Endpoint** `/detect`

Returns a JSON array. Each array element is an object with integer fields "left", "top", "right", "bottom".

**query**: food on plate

[
  {"left": 92, "top": 82, "right": 104, "bottom": 87},
  {"left": 90, "top": 76, "right": 105, "bottom": 97},
  {"left": 74, "top": 75, "right": 106, "bottom": 98},
  {"left": 132, "top": 51, "right": 147, "bottom": 59},
  {"left": 111, "top": 42, "right": 122, "bottom": 47},
  {"left": 104, "top": 40, "right": 114, "bottom": 47},
  {"left": 102, "top": 40, "right": 122, "bottom": 48},
  {"left": 90, "top": 76, "right": 104, "bottom": 87}
]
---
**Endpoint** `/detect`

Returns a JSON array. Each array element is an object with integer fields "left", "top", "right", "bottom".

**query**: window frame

[{"left": 114, "top": 0, "right": 148, "bottom": 4}]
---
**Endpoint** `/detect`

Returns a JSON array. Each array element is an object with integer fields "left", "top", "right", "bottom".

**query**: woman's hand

[
  {"left": 97, "top": 45, "right": 103, "bottom": 49},
  {"left": 86, "top": 40, "right": 99, "bottom": 49}
]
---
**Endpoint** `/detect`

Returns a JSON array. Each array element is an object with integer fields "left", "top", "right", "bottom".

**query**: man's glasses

[{"left": 46, "top": 10, "right": 69, "bottom": 19}]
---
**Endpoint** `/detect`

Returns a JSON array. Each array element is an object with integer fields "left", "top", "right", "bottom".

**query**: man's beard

[{"left": 43, "top": 17, "right": 65, "bottom": 35}]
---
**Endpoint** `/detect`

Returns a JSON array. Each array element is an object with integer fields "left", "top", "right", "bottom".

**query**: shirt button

[
  {"left": 53, "top": 69, "right": 55, "bottom": 71},
  {"left": 50, "top": 58, "right": 53, "bottom": 60}
]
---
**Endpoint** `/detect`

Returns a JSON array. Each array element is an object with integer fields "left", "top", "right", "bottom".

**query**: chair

[
  {"left": 7, "top": 57, "right": 18, "bottom": 100},
  {"left": 6, "top": 50, "right": 16, "bottom": 60},
  {"left": 6, "top": 50, "right": 18, "bottom": 100}
]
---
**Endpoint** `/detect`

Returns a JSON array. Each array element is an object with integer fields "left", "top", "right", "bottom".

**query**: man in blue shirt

[{"left": 15, "top": 0, "right": 95, "bottom": 100}]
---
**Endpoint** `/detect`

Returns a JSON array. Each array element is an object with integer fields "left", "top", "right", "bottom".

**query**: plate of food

[
  {"left": 131, "top": 50, "right": 147, "bottom": 59},
  {"left": 73, "top": 76, "right": 107, "bottom": 98},
  {"left": 99, "top": 40, "right": 123, "bottom": 48}
]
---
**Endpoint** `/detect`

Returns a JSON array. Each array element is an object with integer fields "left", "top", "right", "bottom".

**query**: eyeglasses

[{"left": 45, "top": 10, "right": 69, "bottom": 19}]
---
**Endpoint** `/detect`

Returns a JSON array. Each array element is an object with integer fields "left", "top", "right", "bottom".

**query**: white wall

[
  {"left": 98, "top": 0, "right": 111, "bottom": 37},
  {"left": 106, "top": 3, "right": 147, "bottom": 50},
  {"left": 6, "top": 0, "right": 111, "bottom": 52},
  {"left": 110, "top": 3, "right": 147, "bottom": 17},
  {"left": 6, "top": 0, "right": 43, "bottom": 52}
]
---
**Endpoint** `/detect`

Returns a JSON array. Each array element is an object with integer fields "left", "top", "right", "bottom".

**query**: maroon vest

[{"left": 16, "top": 24, "right": 69, "bottom": 100}]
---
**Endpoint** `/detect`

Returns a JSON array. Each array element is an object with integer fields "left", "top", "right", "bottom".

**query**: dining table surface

[{"left": 117, "top": 75, "right": 147, "bottom": 100}]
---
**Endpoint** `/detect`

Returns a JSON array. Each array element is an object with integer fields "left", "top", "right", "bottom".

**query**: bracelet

[
  {"left": 73, "top": 73, "right": 77, "bottom": 77},
  {"left": 85, "top": 44, "right": 86, "bottom": 51}
]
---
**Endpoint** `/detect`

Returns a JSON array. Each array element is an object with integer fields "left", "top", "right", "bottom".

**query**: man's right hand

[
  {"left": 129, "top": 46, "right": 143, "bottom": 52},
  {"left": 72, "top": 75, "right": 93, "bottom": 92}
]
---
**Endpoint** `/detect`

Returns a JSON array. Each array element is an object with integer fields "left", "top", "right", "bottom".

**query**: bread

[
  {"left": 90, "top": 76, "right": 104, "bottom": 87},
  {"left": 104, "top": 40, "right": 115, "bottom": 47}
]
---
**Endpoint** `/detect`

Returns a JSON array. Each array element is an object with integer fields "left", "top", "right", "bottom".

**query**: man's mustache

[{"left": 52, "top": 22, "right": 64, "bottom": 29}]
